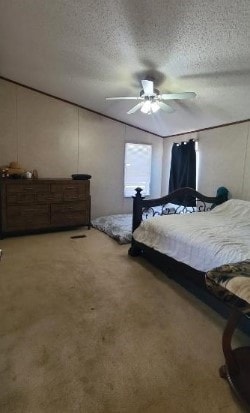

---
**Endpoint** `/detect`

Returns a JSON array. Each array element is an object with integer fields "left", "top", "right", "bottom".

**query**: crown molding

[{"left": 163, "top": 119, "right": 250, "bottom": 138}]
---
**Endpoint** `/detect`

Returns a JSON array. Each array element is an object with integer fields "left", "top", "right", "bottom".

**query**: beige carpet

[{"left": 0, "top": 228, "right": 248, "bottom": 413}]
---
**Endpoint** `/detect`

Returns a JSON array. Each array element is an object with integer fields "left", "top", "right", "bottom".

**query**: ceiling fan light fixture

[
  {"left": 151, "top": 101, "right": 160, "bottom": 113},
  {"left": 140, "top": 100, "right": 160, "bottom": 115},
  {"left": 141, "top": 100, "right": 151, "bottom": 114}
]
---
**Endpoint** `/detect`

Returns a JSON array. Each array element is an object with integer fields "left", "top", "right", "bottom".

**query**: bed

[
  {"left": 128, "top": 186, "right": 242, "bottom": 286},
  {"left": 129, "top": 186, "right": 250, "bottom": 401},
  {"left": 133, "top": 198, "right": 250, "bottom": 271},
  {"left": 128, "top": 187, "right": 250, "bottom": 334}
]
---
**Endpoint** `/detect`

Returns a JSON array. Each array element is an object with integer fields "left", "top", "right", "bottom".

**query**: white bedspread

[{"left": 133, "top": 199, "right": 250, "bottom": 272}]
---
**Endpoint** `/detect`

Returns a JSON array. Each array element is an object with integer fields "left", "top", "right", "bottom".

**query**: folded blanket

[{"left": 206, "top": 260, "right": 250, "bottom": 316}]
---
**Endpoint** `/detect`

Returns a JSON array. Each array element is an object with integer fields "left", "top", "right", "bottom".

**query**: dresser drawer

[
  {"left": 7, "top": 193, "right": 35, "bottom": 205},
  {"left": 6, "top": 185, "right": 58, "bottom": 205},
  {"left": 6, "top": 205, "right": 50, "bottom": 230},
  {"left": 7, "top": 183, "right": 50, "bottom": 194},
  {"left": 36, "top": 192, "right": 63, "bottom": 203},
  {"left": 51, "top": 181, "right": 89, "bottom": 201},
  {"left": 51, "top": 201, "right": 89, "bottom": 226}
]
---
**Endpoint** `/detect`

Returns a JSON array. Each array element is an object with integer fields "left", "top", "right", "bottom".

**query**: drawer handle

[{"left": 24, "top": 187, "right": 33, "bottom": 191}]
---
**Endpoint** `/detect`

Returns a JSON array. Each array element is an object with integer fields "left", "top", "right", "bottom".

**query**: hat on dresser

[{"left": 8, "top": 161, "right": 26, "bottom": 174}]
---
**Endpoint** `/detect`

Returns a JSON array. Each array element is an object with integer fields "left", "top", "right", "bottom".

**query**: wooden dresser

[{"left": 0, "top": 178, "right": 91, "bottom": 237}]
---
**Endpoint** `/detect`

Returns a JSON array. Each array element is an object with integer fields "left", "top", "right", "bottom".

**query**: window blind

[{"left": 124, "top": 143, "right": 152, "bottom": 197}]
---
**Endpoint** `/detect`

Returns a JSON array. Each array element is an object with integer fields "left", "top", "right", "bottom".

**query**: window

[{"left": 124, "top": 143, "right": 152, "bottom": 197}]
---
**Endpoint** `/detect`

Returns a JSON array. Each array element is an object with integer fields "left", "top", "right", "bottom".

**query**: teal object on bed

[{"left": 216, "top": 187, "right": 229, "bottom": 201}]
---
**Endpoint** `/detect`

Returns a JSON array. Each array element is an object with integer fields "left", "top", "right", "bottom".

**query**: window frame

[{"left": 123, "top": 142, "right": 152, "bottom": 198}]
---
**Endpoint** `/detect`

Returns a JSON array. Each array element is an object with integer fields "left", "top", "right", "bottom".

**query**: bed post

[
  {"left": 128, "top": 187, "right": 143, "bottom": 256},
  {"left": 132, "top": 187, "right": 144, "bottom": 232}
]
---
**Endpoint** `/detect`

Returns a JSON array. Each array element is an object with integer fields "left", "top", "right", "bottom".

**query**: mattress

[
  {"left": 92, "top": 214, "right": 132, "bottom": 244},
  {"left": 133, "top": 199, "right": 250, "bottom": 272}
]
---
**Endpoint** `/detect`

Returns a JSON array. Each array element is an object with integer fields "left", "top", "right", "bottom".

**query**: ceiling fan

[{"left": 106, "top": 79, "right": 196, "bottom": 115}]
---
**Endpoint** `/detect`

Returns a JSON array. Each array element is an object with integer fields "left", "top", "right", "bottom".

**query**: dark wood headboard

[{"left": 131, "top": 186, "right": 229, "bottom": 233}]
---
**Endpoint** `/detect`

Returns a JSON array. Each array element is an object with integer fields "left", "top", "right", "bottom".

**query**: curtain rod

[{"left": 174, "top": 138, "right": 199, "bottom": 146}]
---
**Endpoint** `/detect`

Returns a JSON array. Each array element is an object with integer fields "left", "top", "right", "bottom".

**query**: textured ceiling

[{"left": 0, "top": 0, "right": 249, "bottom": 137}]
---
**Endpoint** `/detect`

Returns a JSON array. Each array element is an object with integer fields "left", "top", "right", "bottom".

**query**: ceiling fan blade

[
  {"left": 141, "top": 80, "right": 154, "bottom": 95},
  {"left": 106, "top": 96, "right": 140, "bottom": 100},
  {"left": 127, "top": 102, "right": 143, "bottom": 114},
  {"left": 160, "top": 92, "right": 196, "bottom": 100},
  {"left": 158, "top": 101, "right": 175, "bottom": 113}
]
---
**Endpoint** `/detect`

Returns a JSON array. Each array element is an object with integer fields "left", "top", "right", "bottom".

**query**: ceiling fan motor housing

[{"left": 140, "top": 88, "right": 160, "bottom": 99}]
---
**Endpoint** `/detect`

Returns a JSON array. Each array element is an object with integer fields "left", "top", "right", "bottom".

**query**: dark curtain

[{"left": 168, "top": 139, "right": 196, "bottom": 204}]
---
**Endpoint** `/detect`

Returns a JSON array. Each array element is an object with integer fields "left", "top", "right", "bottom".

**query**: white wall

[
  {"left": 2, "top": 77, "right": 250, "bottom": 216},
  {"left": 162, "top": 122, "right": 250, "bottom": 200},
  {"left": 0, "top": 79, "right": 163, "bottom": 218}
]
